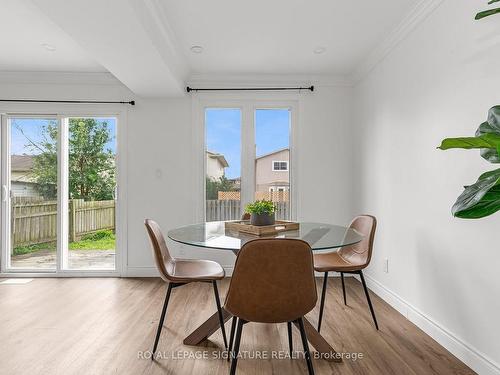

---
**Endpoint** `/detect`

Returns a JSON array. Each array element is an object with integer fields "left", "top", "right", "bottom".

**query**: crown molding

[
  {"left": 0, "top": 71, "right": 124, "bottom": 86},
  {"left": 351, "top": 0, "right": 445, "bottom": 84},
  {"left": 135, "top": 0, "right": 189, "bottom": 81},
  {"left": 187, "top": 73, "right": 353, "bottom": 88}
]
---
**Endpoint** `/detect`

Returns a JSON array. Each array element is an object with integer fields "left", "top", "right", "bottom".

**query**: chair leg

[
  {"left": 152, "top": 282, "right": 173, "bottom": 358},
  {"left": 227, "top": 316, "right": 237, "bottom": 362},
  {"left": 229, "top": 318, "right": 245, "bottom": 375},
  {"left": 212, "top": 280, "right": 229, "bottom": 350},
  {"left": 287, "top": 321, "right": 293, "bottom": 356},
  {"left": 317, "top": 271, "right": 328, "bottom": 332},
  {"left": 297, "top": 317, "right": 315, "bottom": 375},
  {"left": 359, "top": 271, "right": 379, "bottom": 330},
  {"left": 340, "top": 272, "right": 347, "bottom": 305}
]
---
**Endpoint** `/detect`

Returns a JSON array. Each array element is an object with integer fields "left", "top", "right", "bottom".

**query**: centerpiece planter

[
  {"left": 250, "top": 212, "right": 275, "bottom": 226},
  {"left": 244, "top": 200, "right": 276, "bottom": 226}
]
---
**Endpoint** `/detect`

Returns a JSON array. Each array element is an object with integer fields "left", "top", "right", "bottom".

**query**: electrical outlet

[{"left": 384, "top": 258, "right": 389, "bottom": 273}]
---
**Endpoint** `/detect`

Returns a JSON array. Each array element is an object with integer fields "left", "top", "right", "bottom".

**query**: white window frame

[
  {"left": 0, "top": 103, "right": 128, "bottom": 277},
  {"left": 272, "top": 160, "right": 288, "bottom": 171},
  {"left": 269, "top": 186, "right": 288, "bottom": 192},
  {"left": 192, "top": 94, "right": 299, "bottom": 222}
]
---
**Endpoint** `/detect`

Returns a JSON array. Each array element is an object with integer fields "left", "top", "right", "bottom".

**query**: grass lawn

[{"left": 13, "top": 230, "right": 115, "bottom": 256}]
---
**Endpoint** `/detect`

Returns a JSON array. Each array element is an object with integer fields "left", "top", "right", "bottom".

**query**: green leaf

[
  {"left": 476, "top": 106, "right": 500, "bottom": 162},
  {"left": 488, "top": 0, "right": 500, "bottom": 4},
  {"left": 438, "top": 133, "right": 500, "bottom": 150},
  {"left": 476, "top": 7, "right": 500, "bottom": 20},
  {"left": 438, "top": 106, "right": 500, "bottom": 163},
  {"left": 452, "top": 168, "right": 500, "bottom": 218}
]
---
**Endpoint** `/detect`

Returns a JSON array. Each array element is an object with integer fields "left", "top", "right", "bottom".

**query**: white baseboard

[{"left": 363, "top": 274, "right": 500, "bottom": 375}]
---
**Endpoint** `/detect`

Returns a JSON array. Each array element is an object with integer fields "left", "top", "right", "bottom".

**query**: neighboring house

[
  {"left": 255, "top": 148, "right": 289, "bottom": 192},
  {"left": 11, "top": 155, "right": 39, "bottom": 197},
  {"left": 228, "top": 177, "right": 241, "bottom": 190},
  {"left": 206, "top": 151, "right": 229, "bottom": 180}
]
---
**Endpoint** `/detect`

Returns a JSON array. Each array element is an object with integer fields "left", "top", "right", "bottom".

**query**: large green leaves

[
  {"left": 439, "top": 106, "right": 500, "bottom": 219},
  {"left": 438, "top": 106, "right": 500, "bottom": 163},
  {"left": 452, "top": 168, "right": 500, "bottom": 218}
]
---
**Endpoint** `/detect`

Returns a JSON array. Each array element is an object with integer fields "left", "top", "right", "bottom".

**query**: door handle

[{"left": 1, "top": 185, "right": 7, "bottom": 202}]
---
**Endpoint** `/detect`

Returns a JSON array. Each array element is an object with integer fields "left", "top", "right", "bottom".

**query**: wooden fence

[
  {"left": 11, "top": 197, "right": 115, "bottom": 249},
  {"left": 206, "top": 200, "right": 290, "bottom": 221},
  {"left": 218, "top": 191, "right": 289, "bottom": 202}
]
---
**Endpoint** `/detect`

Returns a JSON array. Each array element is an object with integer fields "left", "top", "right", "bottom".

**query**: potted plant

[
  {"left": 437, "top": 3, "right": 500, "bottom": 218},
  {"left": 438, "top": 106, "right": 500, "bottom": 218},
  {"left": 245, "top": 200, "right": 276, "bottom": 226}
]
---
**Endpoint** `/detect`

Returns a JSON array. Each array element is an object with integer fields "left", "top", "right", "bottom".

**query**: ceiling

[
  {"left": 160, "top": 0, "right": 419, "bottom": 75},
  {"left": 0, "top": 0, "right": 105, "bottom": 72},
  {"left": 0, "top": 0, "right": 421, "bottom": 96}
]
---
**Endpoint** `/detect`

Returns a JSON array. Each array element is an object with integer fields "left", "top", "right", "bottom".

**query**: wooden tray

[{"left": 225, "top": 220, "right": 299, "bottom": 236}]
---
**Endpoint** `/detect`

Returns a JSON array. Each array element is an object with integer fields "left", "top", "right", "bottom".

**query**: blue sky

[
  {"left": 206, "top": 109, "right": 290, "bottom": 179},
  {"left": 10, "top": 118, "right": 116, "bottom": 155}
]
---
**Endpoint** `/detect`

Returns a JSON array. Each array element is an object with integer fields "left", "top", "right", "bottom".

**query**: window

[
  {"left": 255, "top": 109, "right": 291, "bottom": 220},
  {"left": 269, "top": 186, "right": 288, "bottom": 192},
  {"left": 272, "top": 161, "right": 288, "bottom": 171},
  {"left": 202, "top": 104, "right": 293, "bottom": 222},
  {"left": 1, "top": 115, "right": 119, "bottom": 273},
  {"left": 205, "top": 109, "right": 241, "bottom": 222}
]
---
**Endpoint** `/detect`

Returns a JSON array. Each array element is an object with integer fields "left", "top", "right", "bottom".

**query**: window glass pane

[
  {"left": 205, "top": 109, "right": 241, "bottom": 222},
  {"left": 66, "top": 118, "right": 116, "bottom": 270},
  {"left": 10, "top": 118, "right": 57, "bottom": 269},
  {"left": 255, "top": 109, "right": 291, "bottom": 220}
]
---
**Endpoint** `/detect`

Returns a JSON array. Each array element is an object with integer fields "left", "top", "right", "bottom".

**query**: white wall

[
  {"left": 128, "top": 85, "right": 355, "bottom": 274},
  {"left": 0, "top": 76, "right": 355, "bottom": 275},
  {"left": 353, "top": 1, "right": 500, "bottom": 373}
]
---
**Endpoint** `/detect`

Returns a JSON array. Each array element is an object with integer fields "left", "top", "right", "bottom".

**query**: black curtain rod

[
  {"left": 0, "top": 99, "right": 135, "bottom": 105},
  {"left": 186, "top": 86, "right": 314, "bottom": 93}
]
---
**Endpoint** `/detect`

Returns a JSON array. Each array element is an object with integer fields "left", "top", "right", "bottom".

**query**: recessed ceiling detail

[
  {"left": 190, "top": 45, "right": 204, "bottom": 54},
  {"left": 160, "top": 0, "right": 419, "bottom": 75},
  {"left": 0, "top": 0, "right": 105, "bottom": 72}
]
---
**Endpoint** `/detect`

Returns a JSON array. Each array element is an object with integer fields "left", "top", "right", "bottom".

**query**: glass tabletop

[{"left": 167, "top": 221, "right": 363, "bottom": 251}]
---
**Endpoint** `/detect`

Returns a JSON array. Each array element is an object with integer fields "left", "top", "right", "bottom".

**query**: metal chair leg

[
  {"left": 212, "top": 280, "right": 229, "bottom": 350},
  {"left": 229, "top": 318, "right": 245, "bottom": 375},
  {"left": 359, "top": 271, "right": 379, "bottom": 330},
  {"left": 317, "top": 271, "right": 328, "bottom": 332},
  {"left": 340, "top": 272, "right": 347, "bottom": 305},
  {"left": 287, "top": 321, "right": 293, "bottom": 356},
  {"left": 227, "top": 316, "right": 237, "bottom": 362},
  {"left": 297, "top": 317, "right": 315, "bottom": 375},
  {"left": 152, "top": 283, "right": 173, "bottom": 358}
]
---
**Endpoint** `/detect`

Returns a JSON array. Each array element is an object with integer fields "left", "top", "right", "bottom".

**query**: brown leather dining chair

[
  {"left": 145, "top": 219, "right": 228, "bottom": 357},
  {"left": 313, "top": 215, "right": 378, "bottom": 331},
  {"left": 225, "top": 239, "right": 317, "bottom": 375}
]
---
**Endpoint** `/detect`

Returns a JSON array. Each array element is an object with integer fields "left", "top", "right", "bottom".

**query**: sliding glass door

[
  {"left": 1, "top": 115, "right": 118, "bottom": 273},
  {"left": 7, "top": 117, "right": 58, "bottom": 270}
]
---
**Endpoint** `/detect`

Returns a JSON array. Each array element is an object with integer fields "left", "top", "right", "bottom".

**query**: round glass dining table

[
  {"left": 168, "top": 221, "right": 363, "bottom": 252},
  {"left": 168, "top": 221, "right": 363, "bottom": 363}
]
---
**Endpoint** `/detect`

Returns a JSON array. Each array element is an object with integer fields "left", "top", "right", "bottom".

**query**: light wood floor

[{"left": 0, "top": 277, "right": 474, "bottom": 375}]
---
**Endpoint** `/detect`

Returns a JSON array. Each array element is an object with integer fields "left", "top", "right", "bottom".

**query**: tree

[
  {"left": 206, "top": 176, "right": 238, "bottom": 200},
  {"left": 20, "top": 118, "right": 116, "bottom": 200}
]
